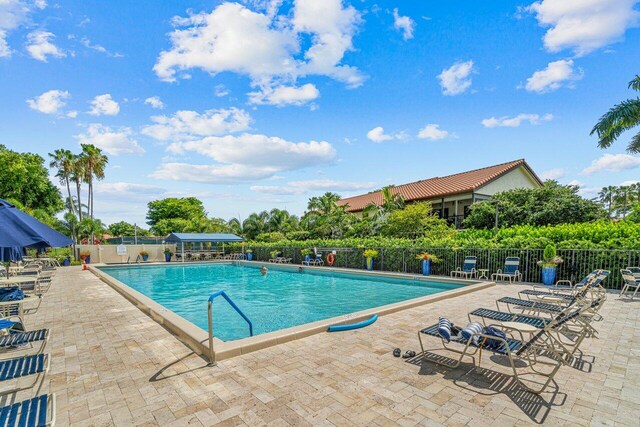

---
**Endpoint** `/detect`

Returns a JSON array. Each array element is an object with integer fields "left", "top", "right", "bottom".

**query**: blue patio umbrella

[{"left": 0, "top": 199, "right": 73, "bottom": 262}]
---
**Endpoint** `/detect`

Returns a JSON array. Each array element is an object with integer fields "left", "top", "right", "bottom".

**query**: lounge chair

[
  {"left": 620, "top": 269, "right": 640, "bottom": 299},
  {"left": 417, "top": 311, "right": 579, "bottom": 394},
  {"left": 450, "top": 256, "right": 477, "bottom": 279},
  {"left": 0, "top": 394, "right": 56, "bottom": 426},
  {"left": 627, "top": 266, "right": 640, "bottom": 279},
  {"left": 0, "top": 353, "right": 50, "bottom": 395},
  {"left": 0, "top": 324, "right": 49, "bottom": 356},
  {"left": 491, "top": 257, "right": 522, "bottom": 283}
]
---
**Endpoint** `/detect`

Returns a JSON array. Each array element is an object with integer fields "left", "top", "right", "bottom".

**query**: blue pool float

[{"left": 327, "top": 314, "right": 378, "bottom": 332}]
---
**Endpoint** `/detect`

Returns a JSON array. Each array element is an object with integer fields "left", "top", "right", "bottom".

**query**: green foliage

[
  {"left": 590, "top": 74, "right": 640, "bottom": 153},
  {"left": 543, "top": 244, "right": 556, "bottom": 260},
  {"left": 163, "top": 247, "right": 173, "bottom": 254},
  {"left": 627, "top": 204, "right": 640, "bottom": 223},
  {"left": 256, "top": 232, "right": 287, "bottom": 242},
  {"left": 0, "top": 145, "right": 63, "bottom": 216},
  {"left": 363, "top": 249, "right": 379, "bottom": 258},
  {"left": 146, "top": 197, "right": 207, "bottom": 234},
  {"left": 538, "top": 244, "right": 563, "bottom": 267},
  {"left": 107, "top": 221, "right": 151, "bottom": 236},
  {"left": 415, "top": 252, "right": 440, "bottom": 262},
  {"left": 463, "top": 181, "right": 605, "bottom": 229},
  {"left": 300, "top": 248, "right": 312, "bottom": 255},
  {"left": 380, "top": 202, "right": 455, "bottom": 239}
]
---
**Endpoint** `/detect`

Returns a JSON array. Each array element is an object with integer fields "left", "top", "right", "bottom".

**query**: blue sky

[{"left": 1, "top": 0, "right": 640, "bottom": 227}]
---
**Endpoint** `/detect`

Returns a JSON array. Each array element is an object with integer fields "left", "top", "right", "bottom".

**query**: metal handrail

[{"left": 207, "top": 290, "right": 253, "bottom": 365}]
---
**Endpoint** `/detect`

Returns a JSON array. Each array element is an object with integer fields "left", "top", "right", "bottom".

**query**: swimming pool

[{"left": 99, "top": 263, "right": 467, "bottom": 341}]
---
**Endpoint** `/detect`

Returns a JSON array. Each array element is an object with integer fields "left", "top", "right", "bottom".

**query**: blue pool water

[{"left": 100, "top": 263, "right": 464, "bottom": 341}]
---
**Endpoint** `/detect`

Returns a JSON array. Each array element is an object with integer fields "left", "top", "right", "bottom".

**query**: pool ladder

[{"left": 207, "top": 290, "right": 253, "bottom": 366}]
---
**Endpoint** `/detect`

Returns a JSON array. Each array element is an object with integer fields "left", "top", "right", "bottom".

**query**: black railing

[{"left": 248, "top": 247, "right": 639, "bottom": 289}]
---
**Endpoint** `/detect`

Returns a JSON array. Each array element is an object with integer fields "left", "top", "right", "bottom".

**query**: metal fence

[
  {"left": 105, "top": 236, "right": 166, "bottom": 245},
  {"left": 250, "top": 247, "right": 640, "bottom": 289}
]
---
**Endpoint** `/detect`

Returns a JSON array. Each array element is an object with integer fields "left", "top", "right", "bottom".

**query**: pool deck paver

[{"left": 9, "top": 266, "right": 640, "bottom": 426}]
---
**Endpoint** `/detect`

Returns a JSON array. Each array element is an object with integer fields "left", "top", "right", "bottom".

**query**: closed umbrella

[{"left": 0, "top": 199, "right": 73, "bottom": 262}]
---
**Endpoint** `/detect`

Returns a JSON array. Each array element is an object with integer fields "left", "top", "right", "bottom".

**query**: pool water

[{"left": 100, "top": 263, "right": 464, "bottom": 341}]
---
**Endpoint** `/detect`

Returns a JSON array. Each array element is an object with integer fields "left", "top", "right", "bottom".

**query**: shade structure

[
  {"left": 0, "top": 199, "right": 73, "bottom": 261},
  {"left": 165, "top": 233, "right": 243, "bottom": 243}
]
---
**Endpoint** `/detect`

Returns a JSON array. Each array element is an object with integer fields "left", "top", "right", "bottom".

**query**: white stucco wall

[{"left": 475, "top": 166, "right": 539, "bottom": 196}]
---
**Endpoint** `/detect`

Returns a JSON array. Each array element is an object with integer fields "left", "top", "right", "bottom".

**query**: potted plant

[
  {"left": 163, "top": 248, "right": 173, "bottom": 262},
  {"left": 363, "top": 249, "right": 378, "bottom": 271},
  {"left": 79, "top": 250, "right": 91, "bottom": 264},
  {"left": 245, "top": 249, "right": 253, "bottom": 261},
  {"left": 415, "top": 252, "right": 440, "bottom": 276},
  {"left": 270, "top": 250, "right": 280, "bottom": 260},
  {"left": 301, "top": 248, "right": 312, "bottom": 263},
  {"left": 140, "top": 250, "right": 149, "bottom": 262},
  {"left": 537, "top": 244, "right": 563, "bottom": 285}
]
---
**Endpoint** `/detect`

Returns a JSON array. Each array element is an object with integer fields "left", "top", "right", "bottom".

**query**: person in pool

[{"left": 261, "top": 266, "right": 268, "bottom": 275}]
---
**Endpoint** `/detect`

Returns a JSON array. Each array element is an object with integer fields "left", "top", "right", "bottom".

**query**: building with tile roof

[{"left": 336, "top": 159, "right": 542, "bottom": 227}]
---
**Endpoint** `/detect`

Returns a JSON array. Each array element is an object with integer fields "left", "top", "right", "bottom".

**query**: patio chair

[
  {"left": 620, "top": 269, "right": 640, "bottom": 299},
  {"left": 626, "top": 266, "right": 640, "bottom": 280},
  {"left": 418, "top": 313, "right": 573, "bottom": 394},
  {"left": 450, "top": 256, "right": 477, "bottom": 279},
  {"left": 0, "top": 394, "right": 56, "bottom": 426},
  {"left": 0, "top": 326, "right": 49, "bottom": 356},
  {"left": 520, "top": 270, "right": 610, "bottom": 300},
  {"left": 0, "top": 353, "right": 50, "bottom": 395},
  {"left": 491, "top": 257, "right": 522, "bottom": 283}
]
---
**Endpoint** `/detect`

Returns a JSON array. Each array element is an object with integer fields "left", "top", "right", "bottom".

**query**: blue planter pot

[
  {"left": 247, "top": 253, "right": 253, "bottom": 261},
  {"left": 421, "top": 259, "right": 431, "bottom": 276},
  {"left": 85, "top": 255, "right": 90, "bottom": 264},
  {"left": 541, "top": 266, "right": 557, "bottom": 285},
  {"left": 366, "top": 257, "right": 374, "bottom": 271},
  {"left": 165, "top": 253, "right": 172, "bottom": 262},
  {"left": 142, "top": 255, "right": 149, "bottom": 262},
  {"left": 304, "top": 255, "right": 311, "bottom": 262},
  {"left": 62, "top": 257, "right": 70, "bottom": 266}
]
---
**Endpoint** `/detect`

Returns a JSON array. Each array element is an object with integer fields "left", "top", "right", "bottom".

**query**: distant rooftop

[
  {"left": 165, "top": 233, "right": 243, "bottom": 243},
  {"left": 337, "top": 159, "right": 541, "bottom": 213}
]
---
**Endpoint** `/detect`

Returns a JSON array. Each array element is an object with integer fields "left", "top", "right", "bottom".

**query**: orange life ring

[{"left": 326, "top": 253, "right": 335, "bottom": 266}]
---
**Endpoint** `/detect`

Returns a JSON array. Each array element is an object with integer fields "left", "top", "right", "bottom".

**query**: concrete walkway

[{"left": 12, "top": 267, "right": 640, "bottom": 426}]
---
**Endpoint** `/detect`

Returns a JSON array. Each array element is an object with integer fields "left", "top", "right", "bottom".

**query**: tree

[
  {"left": 362, "top": 185, "right": 405, "bottom": 233},
  {"left": 598, "top": 186, "right": 617, "bottom": 218},
  {"left": 381, "top": 202, "right": 454, "bottom": 239},
  {"left": 302, "top": 192, "right": 354, "bottom": 238},
  {"left": 0, "top": 145, "right": 63, "bottom": 216},
  {"left": 146, "top": 197, "right": 207, "bottom": 234},
  {"left": 79, "top": 144, "right": 108, "bottom": 220},
  {"left": 78, "top": 218, "right": 105, "bottom": 244},
  {"left": 71, "top": 155, "right": 85, "bottom": 221},
  {"left": 242, "top": 212, "right": 269, "bottom": 240},
  {"left": 49, "top": 149, "right": 77, "bottom": 217},
  {"left": 108, "top": 221, "right": 136, "bottom": 236},
  {"left": 463, "top": 181, "right": 606, "bottom": 229},
  {"left": 590, "top": 75, "right": 640, "bottom": 153}
]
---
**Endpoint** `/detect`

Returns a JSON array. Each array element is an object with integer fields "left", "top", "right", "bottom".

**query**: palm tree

[
  {"left": 79, "top": 144, "right": 108, "bottom": 220},
  {"left": 49, "top": 149, "right": 77, "bottom": 217},
  {"left": 615, "top": 186, "right": 632, "bottom": 218},
  {"left": 243, "top": 212, "right": 269, "bottom": 239},
  {"left": 598, "top": 186, "right": 617, "bottom": 218},
  {"left": 362, "top": 185, "right": 405, "bottom": 231},
  {"left": 590, "top": 75, "right": 640, "bottom": 153},
  {"left": 70, "top": 156, "right": 85, "bottom": 221}
]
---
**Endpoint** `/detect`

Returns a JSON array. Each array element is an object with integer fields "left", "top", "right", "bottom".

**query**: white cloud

[
  {"left": 417, "top": 124, "right": 450, "bottom": 140},
  {"left": 366, "top": 126, "right": 405, "bottom": 143},
  {"left": 95, "top": 182, "right": 166, "bottom": 199},
  {"left": 524, "top": 59, "right": 582, "bottom": 93},
  {"left": 582, "top": 153, "right": 640, "bottom": 175},
  {"left": 437, "top": 60, "right": 474, "bottom": 96},
  {"left": 154, "top": 0, "right": 364, "bottom": 104},
  {"left": 25, "top": 30, "right": 65, "bottom": 61},
  {"left": 526, "top": 0, "right": 640, "bottom": 56},
  {"left": 80, "top": 37, "right": 123, "bottom": 58},
  {"left": 0, "top": 0, "right": 33, "bottom": 58},
  {"left": 152, "top": 133, "right": 336, "bottom": 184},
  {"left": 620, "top": 180, "right": 640, "bottom": 186},
  {"left": 144, "top": 96, "right": 164, "bottom": 109},
  {"left": 88, "top": 94, "right": 120, "bottom": 116},
  {"left": 248, "top": 83, "right": 319, "bottom": 106},
  {"left": 75, "top": 124, "right": 144, "bottom": 155},
  {"left": 26, "top": 89, "right": 70, "bottom": 114},
  {"left": 482, "top": 113, "right": 553, "bottom": 128},
  {"left": 539, "top": 168, "right": 566, "bottom": 180},
  {"left": 392, "top": 8, "right": 415, "bottom": 40},
  {"left": 66, "top": 110, "right": 78, "bottom": 118},
  {"left": 251, "top": 179, "right": 375, "bottom": 195},
  {"left": 214, "top": 84, "right": 229, "bottom": 97},
  {"left": 141, "top": 108, "right": 251, "bottom": 141}
]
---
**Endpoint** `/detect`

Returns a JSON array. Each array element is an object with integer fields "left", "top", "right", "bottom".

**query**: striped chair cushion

[
  {"left": 437, "top": 317, "right": 452, "bottom": 342},
  {"left": 498, "top": 297, "right": 563, "bottom": 313},
  {"left": 421, "top": 324, "right": 522, "bottom": 355},
  {"left": 0, "top": 354, "right": 46, "bottom": 381},
  {"left": 0, "top": 394, "right": 49, "bottom": 427},
  {"left": 0, "top": 329, "right": 48, "bottom": 348},
  {"left": 469, "top": 308, "right": 548, "bottom": 329}
]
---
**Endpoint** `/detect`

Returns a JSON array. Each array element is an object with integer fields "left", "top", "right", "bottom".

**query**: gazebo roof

[{"left": 165, "top": 233, "right": 243, "bottom": 243}]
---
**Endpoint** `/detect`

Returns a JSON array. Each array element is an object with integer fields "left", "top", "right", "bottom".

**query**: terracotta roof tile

[{"left": 337, "top": 159, "right": 541, "bottom": 212}]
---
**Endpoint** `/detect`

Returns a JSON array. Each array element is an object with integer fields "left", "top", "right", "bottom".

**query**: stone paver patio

[{"left": 9, "top": 266, "right": 640, "bottom": 426}]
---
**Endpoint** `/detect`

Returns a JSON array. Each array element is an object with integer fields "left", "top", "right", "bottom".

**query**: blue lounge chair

[
  {"left": 0, "top": 353, "right": 50, "bottom": 395},
  {"left": 0, "top": 394, "right": 56, "bottom": 426},
  {"left": 0, "top": 328, "right": 49, "bottom": 355},
  {"left": 450, "top": 256, "right": 477, "bottom": 279},
  {"left": 491, "top": 257, "right": 522, "bottom": 283}
]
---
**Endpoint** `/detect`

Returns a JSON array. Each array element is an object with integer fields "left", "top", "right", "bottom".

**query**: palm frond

[
  {"left": 628, "top": 130, "right": 640, "bottom": 154},
  {"left": 628, "top": 75, "right": 640, "bottom": 92},
  {"left": 590, "top": 99, "right": 640, "bottom": 148}
]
